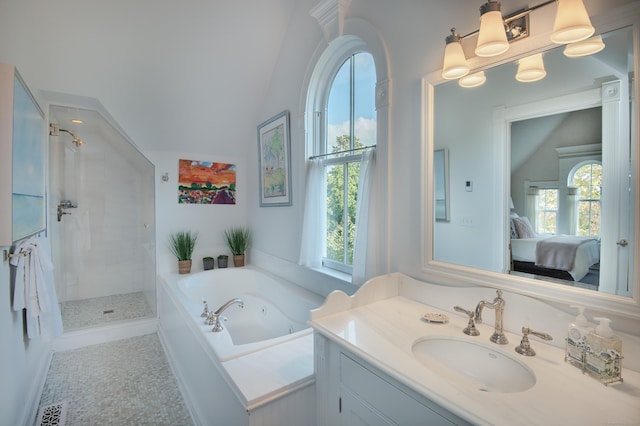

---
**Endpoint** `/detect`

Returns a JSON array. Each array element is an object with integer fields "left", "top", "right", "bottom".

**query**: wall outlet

[
  {"left": 460, "top": 216, "right": 474, "bottom": 227},
  {"left": 465, "top": 180, "right": 473, "bottom": 192}
]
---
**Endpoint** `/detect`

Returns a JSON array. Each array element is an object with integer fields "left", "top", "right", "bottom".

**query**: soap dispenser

[
  {"left": 585, "top": 317, "right": 623, "bottom": 381},
  {"left": 566, "top": 305, "right": 594, "bottom": 365}
]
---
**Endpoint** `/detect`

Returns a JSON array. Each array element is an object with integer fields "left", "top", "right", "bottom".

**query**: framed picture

[{"left": 257, "top": 110, "right": 292, "bottom": 206}]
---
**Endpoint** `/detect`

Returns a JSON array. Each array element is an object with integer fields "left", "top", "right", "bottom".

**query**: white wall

[
  {"left": 0, "top": 253, "right": 52, "bottom": 426},
  {"left": 147, "top": 150, "right": 248, "bottom": 275}
]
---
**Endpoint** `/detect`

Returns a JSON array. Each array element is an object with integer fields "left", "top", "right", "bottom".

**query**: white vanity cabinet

[{"left": 315, "top": 333, "right": 470, "bottom": 426}]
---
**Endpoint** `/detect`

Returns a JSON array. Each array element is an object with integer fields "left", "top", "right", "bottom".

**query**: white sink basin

[{"left": 412, "top": 336, "right": 536, "bottom": 393}]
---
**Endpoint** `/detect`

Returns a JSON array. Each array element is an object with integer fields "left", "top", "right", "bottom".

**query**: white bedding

[{"left": 511, "top": 235, "right": 600, "bottom": 281}]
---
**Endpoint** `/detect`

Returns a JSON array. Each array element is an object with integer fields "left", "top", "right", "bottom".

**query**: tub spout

[{"left": 208, "top": 298, "right": 244, "bottom": 332}]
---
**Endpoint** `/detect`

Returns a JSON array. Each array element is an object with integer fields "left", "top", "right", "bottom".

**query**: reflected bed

[{"left": 511, "top": 235, "right": 600, "bottom": 282}]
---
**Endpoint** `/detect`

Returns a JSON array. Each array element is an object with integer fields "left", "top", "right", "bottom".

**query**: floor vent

[
  {"left": 36, "top": 401, "right": 67, "bottom": 426},
  {"left": 103, "top": 309, "right": 114, "bottom": 314}
]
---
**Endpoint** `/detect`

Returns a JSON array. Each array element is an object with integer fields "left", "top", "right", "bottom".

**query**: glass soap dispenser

[
  {"left": 565, "top": 305, "right": 594, "bottom": 366},
  {"left": 585, "top": 317, "right": 623, "bottom": 384}
]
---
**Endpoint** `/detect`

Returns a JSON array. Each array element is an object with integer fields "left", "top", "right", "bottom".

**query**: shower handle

[
  {"left": 57, "top": 201, "right": 77, "bottom": 222},
  {"left": 57, "top": 205, "right": 71, "bottom": 222}
]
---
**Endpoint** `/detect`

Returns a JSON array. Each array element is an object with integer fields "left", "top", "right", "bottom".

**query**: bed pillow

[
  {"left": 510, "top": 212, "right": 519, "bottom": 239},
  {"left": 513, "top": 216, "right": 536, "bottom": 239},
  {"left": 510, "top": 219, "right": 519, "bottom": 239}
]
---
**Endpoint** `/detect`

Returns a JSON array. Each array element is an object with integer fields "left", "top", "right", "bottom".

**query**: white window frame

[{"left": 570, "top": 161, "right": 602, "bottom": 237}]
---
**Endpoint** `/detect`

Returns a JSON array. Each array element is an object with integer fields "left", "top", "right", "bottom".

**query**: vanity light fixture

[
  {"left": 563, "top": 35, "right": 605, "bottom": 57},
  {"left": 442, "top": 29, "right": 470, "bottom": 80},
  {"left": 475, "top": 1, "right": 510, "bottom": 57},
  {"left": 515, "top": 53, "right": 547, "bottom": 82},
  {"left": 441, "top": 0, "right": 598, "bottom": 87},
  {"left": 550, "top": 0, "right": 595, "bottom": 44},
  {"left": 458, "top": 71, "right": 487, "bottom": 88}
]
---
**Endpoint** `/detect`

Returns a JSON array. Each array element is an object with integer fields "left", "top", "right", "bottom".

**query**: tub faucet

[
  {"left": 475, "top": 289, "right": 508, "bottom": 345},
  {"left": 207, "top": 298, "right": 244, "bottom": 332}
]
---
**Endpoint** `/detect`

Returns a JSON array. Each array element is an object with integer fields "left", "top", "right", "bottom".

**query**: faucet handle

[
  {"left": 454, "top": 306, "right": 480, "bottom": 336},
  {"left": 204, "top": 312, "right": 216, "bottom": 326},
  {"left": 515, "top": 326, "right": 553, "bottom": 356},
  {"left": 201, "top": 299, "right": 209, "bottom": 318}
]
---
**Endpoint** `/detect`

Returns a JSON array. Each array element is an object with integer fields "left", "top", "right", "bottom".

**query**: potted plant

[
  {"left": 223, "top": 227, "right": 251, "bottom": 267},
  {"left": 168, "top": 231, "right": 198, "bottom": 274},
  {"left": 203, "top": 256, "right": 215, "bottom": 270},
  {"left": 217, "top": 254, "right": 229, "bottom": 268}
]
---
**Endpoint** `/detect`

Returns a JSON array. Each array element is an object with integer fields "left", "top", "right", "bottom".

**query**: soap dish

[{"left": 422, "top": 312, "right": 449, "bottom": 324}]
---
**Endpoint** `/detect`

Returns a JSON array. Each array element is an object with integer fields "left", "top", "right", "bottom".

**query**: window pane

[
  {"left": 346, "top": 162, "right": 360, "bottom": 265},
  {"left": 353, "top": 53, "right": 377, "bottom": 148},
  {"left": 327, "top": 58, "right": 351, "bottom": 154},
  {"left": 572, "top": 163, "right": 601, "bottom": 237},
  {"left": 326, "top": 164, "right": 345, "bottom": 263},
  {"left": 535, "top": 189, "right": 557, "bottom": 234},
  {"left": 325, "top": 161, "right": 361, "bottom": 266}
]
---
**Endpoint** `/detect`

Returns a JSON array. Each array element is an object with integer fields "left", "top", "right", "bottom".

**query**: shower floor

[{"left": 61, "top": 292, "right": 154, "bottom": 330}]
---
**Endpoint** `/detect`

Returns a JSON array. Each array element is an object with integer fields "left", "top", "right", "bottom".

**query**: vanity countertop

[{"left": 309, "top": 274, "right": 640, "bottom": 426}]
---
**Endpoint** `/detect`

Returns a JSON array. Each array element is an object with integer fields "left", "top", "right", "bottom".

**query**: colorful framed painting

[
  {"left": 257, "top": 110, "right": 292, "bottom": 207},
  {"left": 178, "top": 159, "right": 236, "bottom": 204}
]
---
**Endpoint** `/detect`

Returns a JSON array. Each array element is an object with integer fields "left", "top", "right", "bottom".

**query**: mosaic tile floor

[
  {"left": 37, "top": 333, "right": 193, "bottom": 426},
  {"left": 61, "top": 292, "right": 154, "bottom": 330}
]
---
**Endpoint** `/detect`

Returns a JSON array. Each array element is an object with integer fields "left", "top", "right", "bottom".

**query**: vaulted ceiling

[{"left": 0, "top": 0, "right": 301, "bottom": 154}]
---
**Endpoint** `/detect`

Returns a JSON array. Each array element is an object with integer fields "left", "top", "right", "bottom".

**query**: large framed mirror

[{"left": 422, "top": 3, "right": 640, "bottom": 319}]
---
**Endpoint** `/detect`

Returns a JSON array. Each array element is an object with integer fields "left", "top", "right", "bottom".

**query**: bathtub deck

[{"left": 222, "top": 332, "right": 315, "bottom": 411}]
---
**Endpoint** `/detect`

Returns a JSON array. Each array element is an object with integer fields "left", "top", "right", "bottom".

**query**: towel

[{"left": 10, "top": 236, "right": 63, "bottom": 341}]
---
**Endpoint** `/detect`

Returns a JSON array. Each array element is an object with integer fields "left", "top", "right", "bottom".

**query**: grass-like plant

[
  {"left": 224, "top": 227, "right": 251, "bottom": 255},
  {"left": 168, "top": 231, "right": 198, "bottom": 261}
]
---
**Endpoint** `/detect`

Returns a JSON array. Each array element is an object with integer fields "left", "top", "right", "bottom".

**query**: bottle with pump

[
  {"left": 585, "top": 317, "right": 623, "bottom": 382},
  {"left": 566, "top": 305, "right": 594, "bottom": 365}
]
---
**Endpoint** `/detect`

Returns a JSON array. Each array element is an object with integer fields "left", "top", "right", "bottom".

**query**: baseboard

[
  {"left": 52, "top": 317, "right": 158, "bottom": 352},
  {"left": 25, "top": 347, "right": 53, "bottom": 426}
]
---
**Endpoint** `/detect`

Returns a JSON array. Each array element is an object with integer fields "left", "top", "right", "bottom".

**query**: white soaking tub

[{"left": 158, "top": 266, "right": 324, "bottom": 426}]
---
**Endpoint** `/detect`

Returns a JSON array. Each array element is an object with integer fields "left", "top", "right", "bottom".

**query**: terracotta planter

[
  {"left": 233, "top": 254, "right": 245, "bottom": 267},
  {"left": 178, "top": 259, "right": 192, "bottom": 274}
]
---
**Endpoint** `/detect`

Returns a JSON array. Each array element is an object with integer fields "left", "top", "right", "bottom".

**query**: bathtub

[{"left": 158, "top": 266, "right": 324, "bottom": 425}]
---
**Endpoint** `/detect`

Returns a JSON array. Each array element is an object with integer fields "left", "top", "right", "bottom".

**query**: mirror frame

[{"left": 421, "top": 3, "right": 640, "bottom": 319}]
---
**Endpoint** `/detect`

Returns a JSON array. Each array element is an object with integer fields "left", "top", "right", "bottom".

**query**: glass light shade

[
  {"left": 459, "top": 71, "right": 486, "bottom": 88},
  {"left": 550, "top": 0, "right": 594, "bottom": 44},
  {"left": 475, "top": 4, "right": 509, "bottom": 57},
  {"left": 515, "top": 53, "right": 546, "bottom": 82},
  {"left": 442, "top": 40, "right": 469, "bottom": 80},
  {"left": 563, "top": 35, "right": 605, "bottom": 57}
]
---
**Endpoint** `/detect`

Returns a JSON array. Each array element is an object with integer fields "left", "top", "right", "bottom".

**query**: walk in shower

[{"left": 48, "top": 101, "right": 156, "bottom": 331}]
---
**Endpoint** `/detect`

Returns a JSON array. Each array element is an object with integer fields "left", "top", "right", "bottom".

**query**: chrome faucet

[
  {"left": 475, "top": 289, "right": 508, "bottom": 344},
  {"left": 206, "top": 298, "right": 244, "bottom": 332}
]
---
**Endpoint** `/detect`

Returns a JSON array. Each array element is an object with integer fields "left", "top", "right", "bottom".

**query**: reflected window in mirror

[{"left": 434, "top": 148, "right": 450, "bottom": 222}]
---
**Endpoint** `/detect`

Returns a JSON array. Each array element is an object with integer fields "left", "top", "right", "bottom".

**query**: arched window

[
  {"left": 300, "top": 38, "right": 377, "bottom": 276},
  {"left": 570, "top": 162, "right": 602, "bottom": 236},
  {"left": 324, "top": 52, "right": 376, "bottom": 271}
]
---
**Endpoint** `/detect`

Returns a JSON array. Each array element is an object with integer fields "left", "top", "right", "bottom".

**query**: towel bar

[{"left": 3, "top": 249, "right": 29, "bottom": 262}]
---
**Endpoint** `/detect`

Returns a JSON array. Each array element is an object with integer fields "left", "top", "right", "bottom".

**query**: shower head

[
  {"left": 49, "top": 123, "right": 86, "bottom": 147},
  {"left": 60, "top": 129, "right": 85, "bottom": 147}
]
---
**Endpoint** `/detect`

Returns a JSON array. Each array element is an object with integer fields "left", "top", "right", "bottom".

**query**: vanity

[{"left": 309, "top": 273, "right": 640, "bottom": 425}]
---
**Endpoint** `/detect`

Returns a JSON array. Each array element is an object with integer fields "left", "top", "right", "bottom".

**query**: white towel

[{"left": 10, "top": 236, "right": 63, "bottom": 341}]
